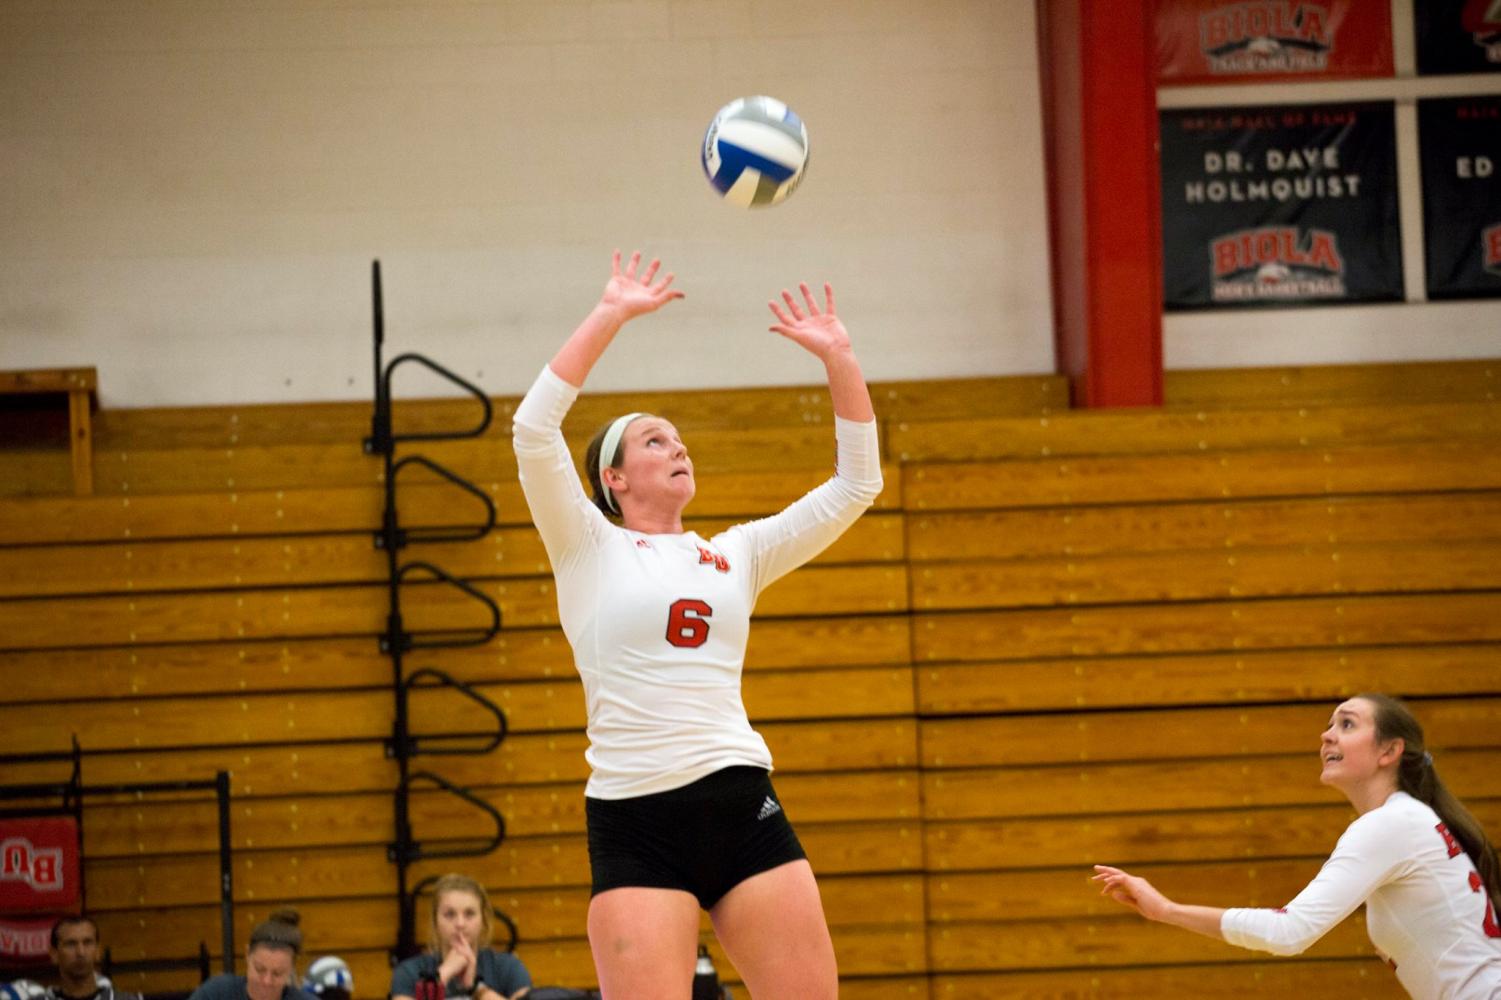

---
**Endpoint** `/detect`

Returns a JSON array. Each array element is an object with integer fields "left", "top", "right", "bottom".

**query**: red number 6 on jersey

[{"left": 666, "top": 598, "right": 713, "bottom": 648}]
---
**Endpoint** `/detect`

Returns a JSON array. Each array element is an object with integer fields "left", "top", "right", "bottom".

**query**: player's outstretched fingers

[
  {"left": 799, "top": 281, "right": 820, "bottom": 315},
  {"left": 768, "top": 300, "right": 794, "bottom": 330},
  {"left": 781, "top": 288, "right": 806, "bottom": 321}
]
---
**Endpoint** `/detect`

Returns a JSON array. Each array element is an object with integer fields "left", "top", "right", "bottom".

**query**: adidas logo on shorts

[{"left": 756, "top": 795, "right": 782, "bottom": 821}]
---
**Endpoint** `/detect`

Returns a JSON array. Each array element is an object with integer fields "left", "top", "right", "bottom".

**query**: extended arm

[
  {"left": 512, "top": 250, "right": 682, "bottom": 563},
  {"left": 548, "top": 249, "right": 683, "bottom": 388},
  {"left": 1093, "top": 809, "right": 1407, "bottom": 956},
  {"left": 1091, "top": 865, "right": 1227, "bottom": 941},
  {"left": 730, "top": 282, "right": 882, "bottom": 591},
  {"left": 768, "top": 282, "right": 874, "bottom": 422}
]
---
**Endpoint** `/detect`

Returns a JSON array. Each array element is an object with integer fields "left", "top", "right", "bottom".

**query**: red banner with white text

[
  {"left": 1157, "top": 0, "right": 1394, "bottom": 83},
  {"left": 0, "top": 817, "right": 81, "bottom": 911},
  {"left": 0, "top": 915, "right": 55, "bottom": 962}
]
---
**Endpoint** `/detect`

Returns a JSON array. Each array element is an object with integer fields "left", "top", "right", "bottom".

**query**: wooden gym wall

[{"left": 0, "top": 359, "right": 1497, "bottom": 999}]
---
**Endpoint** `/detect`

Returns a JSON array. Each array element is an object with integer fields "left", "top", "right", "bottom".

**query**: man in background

[{"left": 47, "top": 916, "right": 140, "bottom": 1000}]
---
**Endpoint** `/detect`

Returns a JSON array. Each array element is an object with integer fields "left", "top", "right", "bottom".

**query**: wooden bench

[
  {"left": 81, "top": 817, "right": 925, "bottom": 910},
  {"left": 921, "top": 750, "right": 1501, "bottom": 825},
  {"left": 903, "top": 441, "right": 1501, "bottom": 511},
  {"left": 0, "top": 511, "right": 906, "bottom": 599},
  {"left": 90, "top": 871, "right": 927, "bottom": 958},
  {"left": 888, "top": 400, "right": 1501, "bottom": 463},
  {"left": 907, "top": 491, "right": 1501, "bottom": 561},
  {"left": 928, "top": 914, "right": 1377, "bottom": 973},
  {"left": 917, "top": 699, "right": 1501, "bottom": 769},
  {"left": 913, "top": 591, "right": 1501, "bottom": 662},
  {"left": 930, "top": 961, "right": 1408, "bottom": 998},
  {"left": 0, "top": 463, "right": 903, "bottom": 545},
  {"left": 1164, "top": 358, "right": 1499, "bottom": 410},
  {"left": 0, "top": 367, "right": 97, "bottom": 495},
  {"left": 917, "top": 642, "right": 1501, "bottom": 714},
  {"left": 77, "top": 769, "right": 922, "bottom": 860},
  {"left": 924, "top": 799, "right": 1501, "bottom": 873},
  {"left": 0, "top": 562, "right": 911, "bottom": 648},
  {"left": 0, "top": 668, "right": 917, "bottom": 755},
  {"left": 0, "top": 717, "right": 918, "bottom": 793},
  {"left": 0, "top": 615, "right": 913, "bottom": 702},
  {"left": 90, "top": 375, "right": 1064, "bottom": 452},
  {"left": 911, "top": 538, "right": 1501, "bottom": 611}
]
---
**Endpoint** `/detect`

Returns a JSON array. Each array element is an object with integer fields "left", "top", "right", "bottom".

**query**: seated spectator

[
  {"left": 47, "top": 915, "right": 141, "bottom": 1000},
  {"left": 188, "top": 910, "right": 316, "bottom": 1000},
  {"left": 390, "top": 875, "right": 530, "bottom": 1000}
]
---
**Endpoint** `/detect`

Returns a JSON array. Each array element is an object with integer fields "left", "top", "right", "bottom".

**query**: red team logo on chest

[{"left": 696, "top": 545, "right": 730, "bottom": 573}]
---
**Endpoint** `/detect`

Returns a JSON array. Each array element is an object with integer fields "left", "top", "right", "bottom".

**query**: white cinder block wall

[
  {"left": 0, "top": 0, "right": 1056, "bottom": 408},
  {"left": 3, "top": 1, "right": 1494, "bottom": 410}
]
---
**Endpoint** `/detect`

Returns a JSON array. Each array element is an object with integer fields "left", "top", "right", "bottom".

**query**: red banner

[
  {"left": 0, "top": 915, "right": 54, "bottom": 961},
  {"left": 1157, "top": 0, "right": 1394, "bottom": 83},
  {"left": 0, "top": 817, "right": 81, "bottom": 910}
]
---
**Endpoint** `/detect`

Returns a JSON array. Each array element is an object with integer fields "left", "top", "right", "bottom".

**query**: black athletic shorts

[{"left": 585, "top": 766, "right": 807, "bottom": 910}]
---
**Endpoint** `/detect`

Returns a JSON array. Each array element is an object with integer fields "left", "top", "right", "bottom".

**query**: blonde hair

[{"left": 427, "top": 874, "right": 493, "bottom": 953}]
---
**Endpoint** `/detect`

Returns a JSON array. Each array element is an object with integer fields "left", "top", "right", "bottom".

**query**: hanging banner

[
  {"left": 1415, "top": 0, "right": 1501, "bottom": 75},
  {"left": 0, "top": 916, "right": 55, "bottom": 962},
  {"left": 1157, "top": 0, "right": 1394, "bottom": 83},
  {"left": 1159, "top": 103, "right": 1403, "bottom": 309},
  {"left": 0, "top": 816, "right": 81, "bottom": 910},
  {"left": 1419, "top": 96, "right": 1501, "bottom": 298}
]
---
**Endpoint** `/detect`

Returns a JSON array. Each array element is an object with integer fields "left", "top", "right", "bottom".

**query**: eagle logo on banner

[
  {"left": 1209, "top": 226, "right": 1347, "bottom": 301},
  {"left": 1199, "top": 2, "right": 1334, "bottom": 74}
]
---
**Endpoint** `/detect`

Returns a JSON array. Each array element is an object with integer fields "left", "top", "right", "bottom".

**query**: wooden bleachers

[
  {"left": 897, "top": 360, "right": 1499, "bottom": 998},
  {"left": 0, "top": 358, "right": 1496, "bottom": 999},
  {"left": 1161, "top": 359, "right": 1498, "bottom": 409}
]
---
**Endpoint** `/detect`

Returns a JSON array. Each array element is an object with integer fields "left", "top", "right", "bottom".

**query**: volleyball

[
  {"left": 304, "top": 956, "right": 354, "bottom": 996},
  {"left": 1, "top": 981, "right": 47, "bottom": 1000},
  {"left": 701, "top": 96, "right": 809, "bottom": 208}
]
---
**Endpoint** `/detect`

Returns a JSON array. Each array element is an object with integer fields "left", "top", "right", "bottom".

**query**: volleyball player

[
  {"left": 1094, "top": 693, "right": 1501, "bottom": 999},
  {"left": 511, "top": 250, "right": 882, "bottom": 998}
]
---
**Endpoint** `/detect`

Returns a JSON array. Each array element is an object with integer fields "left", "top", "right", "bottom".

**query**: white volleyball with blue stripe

[{"left": 701, "top": 96, "right": 809, "bottom": 208}]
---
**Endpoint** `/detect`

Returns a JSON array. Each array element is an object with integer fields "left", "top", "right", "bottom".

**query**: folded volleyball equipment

[{"left": 363, "top": 261, "right": 510, "bottom": 963}]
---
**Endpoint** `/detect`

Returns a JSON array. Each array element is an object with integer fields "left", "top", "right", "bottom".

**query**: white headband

[{"left": 598, "top": 412, "right": 643, "bottom": 513}]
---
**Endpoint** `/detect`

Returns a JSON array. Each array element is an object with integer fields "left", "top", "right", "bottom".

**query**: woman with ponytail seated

[
  {"left": 1094, "top": 693, "right": 1501, "bottom": 1000},
  {"left": 190, "top": 910, "right": 317, "bottom": 1000}
]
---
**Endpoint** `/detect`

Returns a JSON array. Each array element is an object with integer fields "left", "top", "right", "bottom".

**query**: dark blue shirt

[
  {"left": 188, "top": 975, "right": 317, "bottom": 1000},
  {"left": 389, "top": 951, "right": 530, "bottom": 1000}
]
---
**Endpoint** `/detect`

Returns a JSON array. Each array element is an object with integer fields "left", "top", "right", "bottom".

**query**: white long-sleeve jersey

[
  {"left": 1221, "top": 791, "right": 1501, "bottom": 1000},
  {"left": 512, "top": 365, "right": 883, "bottom": 800}
]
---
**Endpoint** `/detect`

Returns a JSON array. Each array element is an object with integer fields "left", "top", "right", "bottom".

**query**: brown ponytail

[
  {"left": 1361, "top": 693, "right": 1501, "bottom": 911},
  {"left": 248, "top": 907, "right": 303, "bottom": 957},
  {"left": 583, "top": 419, "right": 622, "bottom": 518}
]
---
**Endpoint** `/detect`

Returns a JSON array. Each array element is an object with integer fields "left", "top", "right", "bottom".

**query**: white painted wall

[
  {"left": 3, "top": 1, "right": 1495, "bottom": 411},
  {"left": 0, "top": 0, "right": 1055, "bottom": 408}
]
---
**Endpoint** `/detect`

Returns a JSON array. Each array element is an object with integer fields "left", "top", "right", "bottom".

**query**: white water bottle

[{"left": 691, "top": 944, "right": 720, "bottom": 1000}]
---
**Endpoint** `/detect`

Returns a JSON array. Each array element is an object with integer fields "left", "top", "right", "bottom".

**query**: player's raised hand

[
  {"left": 600, "top": 249, "right": 684, "bottom": 320},
  {"left": 768, "top": 282, "right": 851, "bottom": 362}
]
